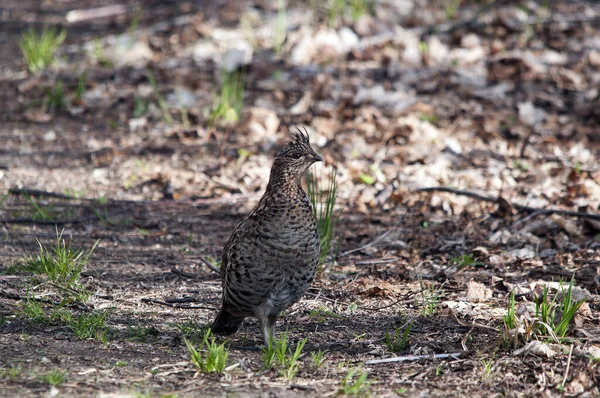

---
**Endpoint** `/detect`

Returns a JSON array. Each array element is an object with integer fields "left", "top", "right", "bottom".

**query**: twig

[
  {"left": 365, "top": 352, "right": 463, "bottom": 365},
  {"left": 562, "top": 344, "right": 574, "bottom": 386},
  {"left": 0, "top": 290, "right": 60, "bottom": 305},
  {"left": 360, "top": 297, "right": 408, "bottom": 312},
  {"left": 355, "top": 257, "right": 402, "bottom": 266},
  {"left": 416, "top": 187, "right": 600, "bottom": 220},
  {"left": 170, "top": 267, "right": 201, "bottom": 279},
  {"left": 8, "top": 188, "right": 79, "bottom": 200},
  {"left": 198, "top": 257, "right": 220, "bottom": 274},
  {"left": 337, "top": 228, "right": 396, "bottom": 259},
  {"left": 0, "top": 218, "right": 86, "bottom": 225},
  {"left": 140, "top": 298, "right": 216, "bottom": 311}
]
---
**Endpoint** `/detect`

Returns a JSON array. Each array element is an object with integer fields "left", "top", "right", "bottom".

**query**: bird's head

[{"left": 270, "top": 126, "right": 322, "bottom": 184}]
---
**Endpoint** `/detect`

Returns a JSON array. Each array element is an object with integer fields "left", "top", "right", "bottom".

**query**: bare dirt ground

[{"left": 0, "top": 0, "right": 599, "bottom": 397}]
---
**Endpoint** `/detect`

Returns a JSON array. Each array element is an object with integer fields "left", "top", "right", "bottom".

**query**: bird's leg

[
  {"left": 268, "top": 314, "right": 278, "bottom": 343},
  {"left": 258, "top": 316, "right": 271, "bottom": 347}
]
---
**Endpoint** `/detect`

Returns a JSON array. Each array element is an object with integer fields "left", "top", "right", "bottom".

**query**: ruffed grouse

[{"left": 211, "top": 128, "right": 322, "bottom": 345}]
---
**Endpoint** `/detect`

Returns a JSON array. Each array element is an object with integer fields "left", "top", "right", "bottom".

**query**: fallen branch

[
  {"left": 365, "top": 352, "right": 463, "bottom": 365},
  {"left": 416, "top": 187, "right": 600, "bottom": 220},
  {"left": 198, "top": 257, "right": 221, "bottom": 274},
  {"left": 9, "top": 187, "right": 80, "bottom": 200},
  {"left": 141, "top": 298, "right": 216, "bottom": 311}
]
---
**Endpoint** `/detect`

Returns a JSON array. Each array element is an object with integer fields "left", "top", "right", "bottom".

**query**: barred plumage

[{"left": 211, "top": 127, "right": 322, "bottom": 345}]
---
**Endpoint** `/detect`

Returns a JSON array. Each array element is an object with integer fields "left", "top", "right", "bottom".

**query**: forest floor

[{"left": 0, "top": 0, "right": 599, "bottom": 397}]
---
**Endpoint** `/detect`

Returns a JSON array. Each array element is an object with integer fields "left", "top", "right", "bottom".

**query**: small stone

[{"left": 43, "top": 130, "right": 56, "bottom": 142}]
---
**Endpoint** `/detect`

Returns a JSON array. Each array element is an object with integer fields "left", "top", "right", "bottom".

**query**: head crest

[{"left": 288, "top": 126, "right": 311, "bottom": 147}]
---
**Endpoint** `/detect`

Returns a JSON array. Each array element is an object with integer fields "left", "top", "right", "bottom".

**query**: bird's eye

[{"left": 291, "top": 152, "right": 302, "bottom": 159}]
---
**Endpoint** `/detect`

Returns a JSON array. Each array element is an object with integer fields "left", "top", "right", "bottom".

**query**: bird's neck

[{"left": 265, "top": 169, "right": 303, "bottom": 200}]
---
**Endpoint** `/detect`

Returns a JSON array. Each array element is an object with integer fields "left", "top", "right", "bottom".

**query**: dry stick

[
  {"left": 562, "top": 344, "right": 574, "bottom": 386},
  {"left": 198, "top": 256, "right": 220, "bottom": 274},
  {"left": 140, "top": 298, "right": 216, "bottom": 311},
  {"left": 416, "top": 187, "right": 600, "bottom": 220},
  {"left": 355, "top": 257, "right": 402, "bottom": 266},
  {"left": 365, "top": 352, "right": 463, "bottom": 365}
]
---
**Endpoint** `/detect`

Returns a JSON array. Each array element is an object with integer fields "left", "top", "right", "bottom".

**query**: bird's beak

[{"left": 313, "top": 154, "right": 323, "bottom": 162}]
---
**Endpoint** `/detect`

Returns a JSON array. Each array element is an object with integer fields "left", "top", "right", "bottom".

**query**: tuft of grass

[
  {"left": 306, "top": 167, "right": 341, "bottom": 265},
  {"left": 535, "top": 276, "right": 585, "bottom": 338},
  {"left": 146, "top": 70, "right": 173, "bottom": 125},
  {"left": 263, "top": 333, "right": 307, "bottom": 379},
  {"left": 39, "top": 369, "right": 67, "bottom": 386},
  {"left": 207, "top": 68, "right": 246, "bottom": 126},
  {"left": 311, "top": 350, "right": 326, "bottom": 367},
  {"left": 20, "top": 294, "right": 51, "bottom": 325},
  {"left": 127, "top": 325, "right": 159, "bottom": 342},
  {"left": 328, "top": 0, "right": 371, "bottom": 26},
  {"left": 0, "top": 365, "right": 23, "bottom": 381},
  {"left": 451, "top": 253, "right": 484, "bottom": 268},
  {"left": 444, "top": 0, "right": 461, "bottom": 19},
  {"left": 307, "top": 307, "right": 343, "bottom": 322},
  {"left": 339, "top": 368, "right": 370, "bottom": 396},
  {"left": 481, "top": 350, "right": 496, "bottom": 379},
  {"left": 272, "top": 0, "right": 287, "bottom": 53},
  {"left": 24, "top": 229, "right": 99, "bottom": 289},
  {"left": 25, "top": 194, "right": 57, "bottom": 221},
  {"left": 185, "top": 330, "right": 228, "bottom": 374},
  {"left": 19, "top": 26, "right": 66, "bottom": 75},
  {"left": 45, "top": 80, "right": 65, "bottom": 112},
  {"left": 503, "top": 276, "right": 585, "bottom": 347},
  {"left": 70, "top": 311, "right": 110, "bottom": 342},
  {"left": 384, "top": 321, "right": 412, "bottom": 352},
  {"left": 75, "top": 72, "right": 86, "bottom": 101},
  {"left": 418, "top": 280, "right": 443, "bottom": 316}
]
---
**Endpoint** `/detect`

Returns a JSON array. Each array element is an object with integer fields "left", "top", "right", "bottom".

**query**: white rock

[
  {"left": 108, "top": 36, "right": 153, "bottom": 67},
  {"left": 427, "top": 36, "right": 449, "bottom": 64},
  {"left": 461, "top": 33, "right": 480, "bottom": 49},
  {"left": 221, "top": 40, "right": 253, "bottom": 72},
  {"left": 192, "top": 40, "right": 219, "bottom": 64},
  {"left": 128, "top": 117, "right": 147, "bottom": 130},
  {"left": 518, "top": 101, "right": 546, "bottom": 126},
  {"left": 291, "top": 35, "right": 315, "bottom": 65},
  {"left": 338, "top": 27, "right": 359, "bottom": 51},
  {"left": 166, "top": 87, "right": 197, "bottom": 109},
  {"left": 43, "top": 130, "right": 56, "bottom": 142},
  {"left": 354, "top": 84, "right": 415, "bottom": 112}
]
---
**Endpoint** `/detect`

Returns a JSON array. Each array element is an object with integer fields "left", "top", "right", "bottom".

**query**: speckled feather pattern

[{"left": 212, "top": 129, "right": 321, "bottom": 344}]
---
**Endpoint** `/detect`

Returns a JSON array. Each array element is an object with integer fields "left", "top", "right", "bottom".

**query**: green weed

[
  {"left": 444, "top": 0, "right": 461, "bottom": 19},
  {"left": 19, "top": 26, "right": 66, "bottom": 75},
  {"left": 185, "top": 330, "right": 228, "bottom": 373},
  {"left": 339, "top": 368, "right": 370, "bottom": 396},
  {"left": 384, "top": 322, "right": 412, "bottom": 352},
  {"left": 25, "top": 229, "right": 98, "bottom": 289},
  {"left": 20, "top": 294, "right": 50, "bottom": 325},
  {"left": 451, "top": 253, "right": 484, "bottom": 268},
  {"left": 39, "top": 369, "right": 67, "bottom": 386},
  {"left": 75, "top": 72, "right": 86, "bottom": 101},
  {"left": 0, "top": 365, "right": 23, "bottom": 381},
  {"left": 311, "top": 350, "right": 326, "bottom": 367},
  {"left": 306, "top": 167, "right": 341, "bottom": 265},
  {"left": 207, "top": 68, "right": 245, "bottom": 126},
  {"left": 419, "top": 280, "right": 443, "bottom": 315},
  {"left": 481, "top": 350, "right": 496, "bottom": 379},
  {"left": 328, "top": 0, "right": 371, "bottom": 26},
  {"left": 45, "top": 80, "right": 65, "bottom": 112},
  {"left": 263, "top": 333, "right": 307, "bottom": 379},
  {"left": 70, "top": 311, "right": 110, "bottom": 342},
  {"left": 146, "top": 70, "right": 173, "bottom": 125},
  {"left": 25, "top": 194, "right": 57, "bottom": 221},
  {"left": 273, "top": 0, "right": 287, "bottom": 52},
  {"left": 127, "top": 325, "right": 159, "bottom": 342},
  {"left": 307, "top": 307, "right": 342, "bottom": 322}
]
